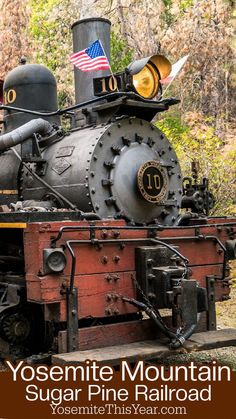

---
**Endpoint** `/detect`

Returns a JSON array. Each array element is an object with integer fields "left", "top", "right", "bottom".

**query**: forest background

[{"left": 0, "top": 0, "right": 235, "bottom": 216}]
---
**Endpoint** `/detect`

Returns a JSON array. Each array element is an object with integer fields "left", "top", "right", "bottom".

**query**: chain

[{"left": 133, "top": 275, "right": 153, "bottom": 308}]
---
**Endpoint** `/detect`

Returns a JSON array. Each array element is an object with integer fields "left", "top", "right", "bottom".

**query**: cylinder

[{"left": 71, "top": 17, "right": 111, "bottom": 104}]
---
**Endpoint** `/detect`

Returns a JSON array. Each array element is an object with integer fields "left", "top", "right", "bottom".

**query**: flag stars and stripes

[{"left": 70, "top": 40, "right": 110, "bottom": 72}]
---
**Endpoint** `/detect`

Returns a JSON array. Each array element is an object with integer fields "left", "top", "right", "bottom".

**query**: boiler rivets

[
  {"left": 121, "top": 136, "right": 131, "bottom": 146},
  {"left": 111, "top": 145, "right": 121, "bottom": 155},
  {"left": 135, "top": 133, "right": 143, "bottom": 144},
  {"left": 105, "top": 197, "right": 116, "bottom": 206},
  {"left": 147, "top": 137, "right": 155, "bottom": 147},
  {"left": 102, "top": 179, "right": 113, "bottom": 186},
  {"left": 104, "top": 161, "right": 115, "bottom": 169}
]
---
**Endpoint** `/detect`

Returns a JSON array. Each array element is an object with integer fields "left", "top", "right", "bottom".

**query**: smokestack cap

[{"left": 71, "top": 17, "right": 111, "bottom": 30}]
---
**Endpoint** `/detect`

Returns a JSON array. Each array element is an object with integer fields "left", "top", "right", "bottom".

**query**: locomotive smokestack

[{"left": 71, "top": 17, "right": 111, "bottom": 104}]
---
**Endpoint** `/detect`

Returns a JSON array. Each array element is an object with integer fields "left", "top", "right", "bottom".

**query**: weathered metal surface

[
  {"left": 22, "top": 118, "right": 182, "bottom": 225},
  {"left": 206, "top": 275, "right": 216, "bottom": 330},
  {"left": 71, "top": 18, "right": 111, "bottom": 104},
  {"left": 66, "top": 288, "right": 79, "bottom": 352}
]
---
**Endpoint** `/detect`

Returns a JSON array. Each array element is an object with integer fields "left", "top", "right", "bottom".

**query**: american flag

[{"left": 70, "top": 40, "right": 110, "bottom": 72}]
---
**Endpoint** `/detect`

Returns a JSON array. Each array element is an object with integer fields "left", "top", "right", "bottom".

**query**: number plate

[
  {"left": 137, "top": 160, "right": 168, "bottom": 203},
  {"left": 93, "top": 74, "right": 122, "bottom": 96}
]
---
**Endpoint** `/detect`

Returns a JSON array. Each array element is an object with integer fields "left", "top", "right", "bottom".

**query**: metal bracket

[
  {"left": 89, "top": 225, "right": 96, "bottom": 241},
  {"left": 206, "top": 275, "right": 216, "bottom": 330},
  {"left": 180, "top": 279, "right": 198, "bottom": 325},
  {"left": 66, "top": 288, "right": 78, "bottom": 352},
  {"left": 147, "top": 228, "right": 157, "bottom": 238}
]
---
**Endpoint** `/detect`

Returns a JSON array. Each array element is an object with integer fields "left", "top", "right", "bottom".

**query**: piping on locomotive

[{"left": 0, "top": 18, "right": 235, "bottom": 361}]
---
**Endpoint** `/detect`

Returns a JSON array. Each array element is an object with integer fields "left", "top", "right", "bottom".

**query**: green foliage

[
  {"left": 29, "top": 0, "right": 72, "bottom": 71},
  {"left": 161, "top": 0, "right": 174, "bottom": 26},
  {"left": 110, "top": 31, "right": 134, "bottom": 73},
  {"left": 157, "top": 114, "right": 236, "bottom": 215},
  {"left": 179, "top": 0, "right": 194, "bottom": 12}
]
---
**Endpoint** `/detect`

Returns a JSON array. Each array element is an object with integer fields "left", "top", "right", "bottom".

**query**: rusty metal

[
  {"left": 66, "top": 287, "right": 78, "bottom": 352},
  {"left": 206, "top": 276, "right": 216, "bottom": 331}
]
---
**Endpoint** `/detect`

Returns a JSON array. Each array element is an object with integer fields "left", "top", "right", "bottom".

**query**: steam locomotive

[{"left": 0, "top": 18, "right": 235, "bottom": 361}]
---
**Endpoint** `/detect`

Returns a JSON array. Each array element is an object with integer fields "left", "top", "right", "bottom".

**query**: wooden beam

[{"left": 52, "top": 328, "right": 236, "bottom": 366}]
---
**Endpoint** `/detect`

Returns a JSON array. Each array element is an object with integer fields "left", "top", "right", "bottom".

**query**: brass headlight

[
  {"left": 132, "top": 63, "right": 159, "bottom": 99},
  {"left": 127, "top": 54, "right": 171, "bottom": 99}
]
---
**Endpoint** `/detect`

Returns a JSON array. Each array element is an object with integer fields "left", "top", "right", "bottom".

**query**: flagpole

[
  {"left": 99, "top": 39, "right": 120, "bottom": 92},
  {"left": 162, "top": 75, "right": 177, "bottom": 98},
  {"left": 162, "top": 54, "right": 189, "bottom": 98}
]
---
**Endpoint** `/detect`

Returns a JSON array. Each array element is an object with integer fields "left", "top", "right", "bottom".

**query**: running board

[{"left": 52, "top": 328, "right": 236, "bottom": 366}]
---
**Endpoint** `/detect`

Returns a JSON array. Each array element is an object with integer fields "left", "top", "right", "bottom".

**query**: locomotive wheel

[
  {"left": 0, "top": 304, "right": 54, "bottom": 358},
  {"left": 1, "top": 312, "right": 30, "bottom": 344}
]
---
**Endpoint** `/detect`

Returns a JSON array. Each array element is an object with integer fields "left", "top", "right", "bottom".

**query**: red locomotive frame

[{"left": 23, "top": 217, "right": 235, "bottom": 355}]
